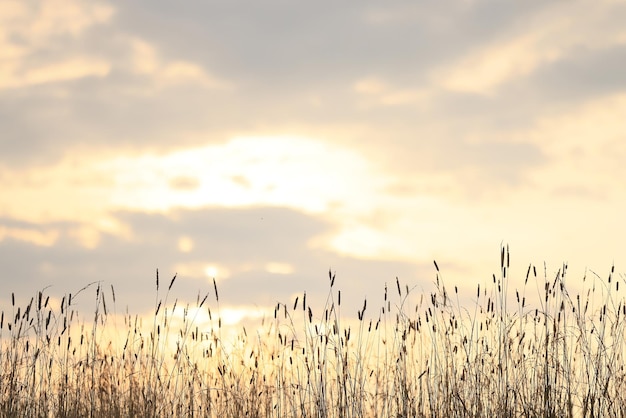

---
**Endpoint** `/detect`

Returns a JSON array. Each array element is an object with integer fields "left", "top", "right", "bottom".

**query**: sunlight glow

[
  {"left": 171, "top": 262, "right": 231, "bottom": 281},
  {"left": 178, "top": 236, "right": 194, "bottom": 253},
  {"left": 204, "top": 265, "right": 219, "bottom": 278},
  {"left": 219, "top": 306, "right": 266, "bottom": 326},
  {"left": 97, "top": 136, "right": 384, "bottom": 215},
  {"left": 166, "top": 304, "right": 268, "bottom": 330}
]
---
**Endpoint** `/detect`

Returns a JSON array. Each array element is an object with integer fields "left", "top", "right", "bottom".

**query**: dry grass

[{"left": 2, "top": 247, "right": 626, "bottom": 417}]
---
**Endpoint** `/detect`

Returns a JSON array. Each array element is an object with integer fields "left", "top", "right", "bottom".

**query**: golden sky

[{"left": 1, "top": 0, "right": 625, "bottom": 319}]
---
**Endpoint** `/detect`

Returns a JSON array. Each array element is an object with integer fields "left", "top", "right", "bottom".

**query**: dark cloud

[
  {"left": 0, "top": 78, "right": 239, "bottom": 167},
  {"left": 523, "top": 43, "right": 626, "bottom": 102},
  {"left": 110, "top": 0, "right": 547, "bottom": 85},
  {"left": 0, "top": 88, "right": 71, "bottom": 166}
]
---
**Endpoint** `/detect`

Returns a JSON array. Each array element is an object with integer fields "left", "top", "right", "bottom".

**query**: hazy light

[
  {"left": 219, "top": 306, "right": 266, "bottom": 326},
  {"left": 204, "top": 265, "right": 219, "bottom": 278},
  {"left": 171, "top": 262, "right": 231, "bottom": 281},
  {"left": 177, "top": 236, "right": 194, "bottom": 253},
  {"left": 265, "top": 262, "right": 294, "bottom": 275},
  {"left": 68, "top": 225, "right": 101, "bottom": 249},
  {"left": 97, "top": 136, "right": 386, "bottom": 215},
  {"left": 0, "top": 226, "right": 59, "bottom": 247}
]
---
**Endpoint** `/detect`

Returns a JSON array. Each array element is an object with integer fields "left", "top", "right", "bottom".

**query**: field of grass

[{"left": 2, "top": 247, "right": 626, "bottom": 417}]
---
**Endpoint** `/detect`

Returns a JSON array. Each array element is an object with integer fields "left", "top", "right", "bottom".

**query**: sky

[{"left": 1, "top": 0, "right": 626, "bottom": 322}]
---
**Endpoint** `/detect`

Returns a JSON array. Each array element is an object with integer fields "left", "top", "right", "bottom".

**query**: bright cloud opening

[{"left": 96, "top": 136, "right": 388, "bottom": 216}]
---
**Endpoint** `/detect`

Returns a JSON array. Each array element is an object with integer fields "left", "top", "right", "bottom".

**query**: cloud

[
  {"left": 0, "top": 206, "right": 428, "bottom": 316},
  {"left": 0, "top": 224, "right": 60, "bottom": 247},
  {"left": 2, "top": 0, "right": 625, "bottom": 318},
  {"left": 523, "top": 44, "right": 626, "bottom": 103},
  {"left": 0, "top": 0, "right": 114, "bottom": 89},
  {"left": 127, "top": 38, "right": 232, "bottom": 90},
  {"left": 436, "top": 32, "right": 559, "bottom": 95},
  {"left": 0, "top": 0, "right": 610, "bottom": 195},
  {"left": 514, "top": 93, "right": 626, "bottom": 201},
  {"left": 0, "top": 57, "right": 111, "bottom": 89},
  {"left": 353, "top": 76, "right": 431, "bottom": 107},
  {"left": 0, "top": 1, "right": 235, "bottom": 167},
  {"left": 435, "top": 0, "right": 626, "bottom": 95}
]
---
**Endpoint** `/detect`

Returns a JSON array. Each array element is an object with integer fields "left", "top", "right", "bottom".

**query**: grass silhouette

[{"left": 1, "top": 246, "right": 625, "bottom": 417}]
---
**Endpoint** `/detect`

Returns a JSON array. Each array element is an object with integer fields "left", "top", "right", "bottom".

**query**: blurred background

[{"left": 1, "top": 0, "right": 625, "bottom": 321}]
